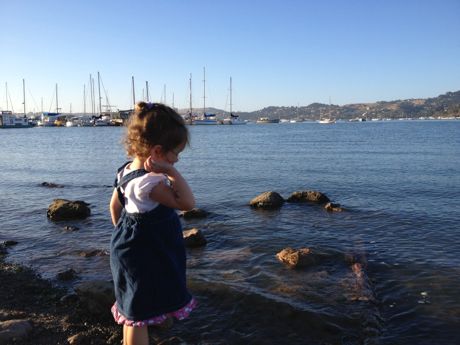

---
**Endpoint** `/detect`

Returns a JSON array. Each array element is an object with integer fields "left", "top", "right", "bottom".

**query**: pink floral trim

[{"left": 111, "top": 298, "right": 197, "bottom": 327}]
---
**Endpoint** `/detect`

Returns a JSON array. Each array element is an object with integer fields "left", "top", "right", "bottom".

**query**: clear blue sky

[{"left": 1, "top": 0, "right": 459, "bottom": 113}]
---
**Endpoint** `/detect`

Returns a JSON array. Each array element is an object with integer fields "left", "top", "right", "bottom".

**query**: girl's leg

[
  {"left": 123, "top": 324, "right": 128, "bottom": 345},
  {"left": 124, "top": 324, "right": 149, "bottom": 345}
]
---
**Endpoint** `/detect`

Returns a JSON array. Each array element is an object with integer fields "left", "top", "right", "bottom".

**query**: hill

[{"left": 178, "top": 90, "right": 460, "bottom": 121}]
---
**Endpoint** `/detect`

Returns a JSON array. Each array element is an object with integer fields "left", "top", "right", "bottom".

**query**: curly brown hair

[{"left": 124, "top": 102, "right": 189, "bottom": 160}]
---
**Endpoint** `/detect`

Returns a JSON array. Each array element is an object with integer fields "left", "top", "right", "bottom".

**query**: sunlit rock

[
  {"left": 180, "top": 208, "right": 210, "bottom": 219},
  {"left": 276, "top": 247, "right": 316, "bottom": 268},
  {"left": 249, "top": 191, "right": 284, "bottom": 209},
  {"left": 286, "top": 190, "right": 330, "bottom": 204},
  {"left": 47, "top": 199, "right": 91, "bottom": 221},
  {"left": 324, "top": 202, "right": 344, "bottom": 212},
  {"left": 183, "top": 228, "right": 207, "bottom": 248}
]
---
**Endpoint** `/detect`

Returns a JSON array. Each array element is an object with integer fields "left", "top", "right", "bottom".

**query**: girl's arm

[
  {"left": 110, "top": 188, "right": 123, "bottom": 226},
  {"left": 149, "top": 166, "right": 195, "bottom": 211}
]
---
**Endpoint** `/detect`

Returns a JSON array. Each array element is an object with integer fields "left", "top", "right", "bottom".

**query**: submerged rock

[
  {"left": 286, "top": 190, "right": 330, "bottom": 204},
  {"left": 41, "top": 182, "right": 64, "bottom": 188},
  {"left": 324, "top": 202, "right": 344, "bottom": 212},
  {"left": 276, "top": 247, "right": 316, "bottom": 268},
  {"left": 180, "top": 208, "right": 210, "bottom": 219},
  {"left": 47, "top": 199, "right": 91, "bottom": 221},
  {"left": 1, "top": 241, "right": 18, "bottom": 247},
  {"left": 348, "top": 262, "right": 375, "bottom": 302},
  {"left": 250, "top": 191, "right": 285, "bottom": 209},
  {"left": 183, "top": 228, "right": 207, "bottom": 248},
  {"left": 78, "top": 249, "right": 108, "bottom": 258},
  {"left": 57, "top": 269, "right": 78, "bottom": 281},
  {"left": 63, "top": 226, "right": 80, "bottom": 232}
]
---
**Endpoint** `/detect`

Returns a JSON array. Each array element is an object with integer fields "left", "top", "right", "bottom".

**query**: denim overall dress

[{"left": 110, "top": 163, "right": 192, "bottom": 322}]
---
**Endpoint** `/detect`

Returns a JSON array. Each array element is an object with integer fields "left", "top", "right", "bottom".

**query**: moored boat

[
  {"left": 193, "top": 67, "right": 219, "bottom": 125},
  {"left": 256, "top": 117, "right": 280, "bottom": 124},
  {"left": 222, "top": 77, "right": 246, "bottom": 125},
  {"left": 317, "top": 118, "right": 336, "bottom": 124},
  {"left": 0, "top": 111, "right": 31, "bottom": 128}
]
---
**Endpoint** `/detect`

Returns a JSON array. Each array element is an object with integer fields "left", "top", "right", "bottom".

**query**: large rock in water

[
  {"left": 183, "top": 228, "right": 207, "bottom": 248},
  {"left": 286, "top": 190, "right": 330, "bottom": 204},
  {"left": 180, "top": 208, "right": 210, "bottom": 219},
  {"left": 249, "top": 191, "right": 284, "bottom": 209},
  {"left": 276, "top": 247, "right": 316, "bottom": 268},
  {"left": 47, "top": 199, "right": 91, "bottom": 221}
]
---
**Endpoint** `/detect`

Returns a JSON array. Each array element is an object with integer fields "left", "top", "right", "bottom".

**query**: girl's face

[{"left": 153, "top": 142, "right": 186, "bottom": 165}]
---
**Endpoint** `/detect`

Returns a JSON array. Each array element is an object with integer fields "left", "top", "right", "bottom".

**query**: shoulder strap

[
  {"left": 115, "top": 162, "right": 149, "bottom": 207},
  {"left": 113, "top": 161, "right": 132, "bottom": 188}
]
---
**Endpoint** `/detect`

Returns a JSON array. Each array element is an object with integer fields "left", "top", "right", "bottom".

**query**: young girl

[{"left": 109, "top": 102, "right": 196, "bottom": 345}]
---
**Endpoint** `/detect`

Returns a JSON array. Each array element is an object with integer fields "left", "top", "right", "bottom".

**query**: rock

[
  {"left": 0, "top": 319, "right": 33, "bottom": 345},
  {"left": 348, "top": 263, "right": 375, "bottom": 302},
  {"left": 78, "top": 249, "right": 108, "bottom": 258},
  {"left": 56, "top": 269, "right": 77, "bottom": 281},
  {"left": 1, "top": 241, "right": 18, "bottom": 247},
  {"left": 324, "top": 202, "right": 344, "bottom": 212},
  {"left": 107, "top": 332, "right": 121, "bottom": 345},
  {"left": 249, "top": 191, "right": 284, "bottom": 209},
  {"left": 180, "top": 208, "right": 210, "bottom": 219},
  {"left": 67, "top": 332, "right": 88, "bottom": 345},
  {"left": 183, "top": 228, "right": 207, "bottom": 248},
  {"left": 286, "top": 191, "right": 330, "bottom": 204},
  {"left": 276, "top": 247, "right": 316, "bottom": 268},
  {"left": 41, "top": 182, "right": 64, "bottom": 188},
  {"left": 60, "top": 293, "right": 79, "bottom": 305},
  {"left": 63, "top": 225, "right": 79, "bottom": 232},
  {"left": 47, "top": 199, "right": 91, "bottom": 221},
  {"left": 75, "top": 280, "right": 114, "bottom": 316}
]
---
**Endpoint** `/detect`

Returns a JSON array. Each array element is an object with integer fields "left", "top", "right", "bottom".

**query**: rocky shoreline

[{"left": 0, "top": 244, "right": 187, "bottom": 345}]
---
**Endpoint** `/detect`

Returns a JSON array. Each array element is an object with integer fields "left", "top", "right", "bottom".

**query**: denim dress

[{"left": 110, "top": 164, "right": 192, "bottom": 322}]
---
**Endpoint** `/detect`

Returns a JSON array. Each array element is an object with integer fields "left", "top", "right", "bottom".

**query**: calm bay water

[{"left": 1, "top": 121, "right": 459, "bottom": 344}]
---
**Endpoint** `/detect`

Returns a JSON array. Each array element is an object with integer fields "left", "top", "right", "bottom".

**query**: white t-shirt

[{"left": 117, "top": 164, "right": 166, "bottom": 213}]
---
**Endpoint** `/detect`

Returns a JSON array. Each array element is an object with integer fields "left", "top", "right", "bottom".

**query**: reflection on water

[{"left": 1, "top": 122, "right": 459, "bottom": 344}]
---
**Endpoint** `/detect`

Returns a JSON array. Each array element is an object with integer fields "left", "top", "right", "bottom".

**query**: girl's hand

[{"left": 144, "top": 156, "right": 174, "bottom": 175}]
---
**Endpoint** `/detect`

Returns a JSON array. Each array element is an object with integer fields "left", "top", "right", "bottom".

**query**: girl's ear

[{"left": 150, "top": 145, "right": 164, "bottom": 159}]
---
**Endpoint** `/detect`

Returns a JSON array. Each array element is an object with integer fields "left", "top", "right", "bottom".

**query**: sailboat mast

[
  {"left": 97, "top": 72, "right": 102, "bottom": 115},
  {"left": 203, "top": 67, "right": 206, "bottom": 115},
  {"left": 56, "top": 83, "right": 59, "bottom": 114},
  {"left": 230, "top": 77, "right": 232, "bottom": 115},
  {"left": 189, "top": 74, "right": 192, "bottom": 116},
  {"left": 132, "top": 76, "right": 135, "bottom": 108},
  {"left": 146, "top": 81, "right": 149, "bottom": 102},
  {"left": 23, "top": 79, "right": 26, "bottom": 116},
  {"left": 83, "top": 84, "right": 86, "bottom": 115},
  {"left": 5, "top": 82, "right": 8, "bottom": 110}
]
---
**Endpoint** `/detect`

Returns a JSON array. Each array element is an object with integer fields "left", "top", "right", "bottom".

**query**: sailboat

[
  {"left": 0, "top": 80, "right": 31, "bottom": 128},
  {"left": 222, "top": 77, "right": 246, "bottom": 125},
  {"left": 317, "top": 99, "right": 336, "bottom": 124},
  {"left": 193, "top": 67, "right": 219, "bottom": 125},
  {"left": 38, "top": 84, "right": 62, "bottom": 126}
]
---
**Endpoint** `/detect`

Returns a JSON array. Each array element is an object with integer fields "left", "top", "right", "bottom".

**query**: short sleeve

[{"left": 134, "top": 173, "right": 167, "bottom": 199}]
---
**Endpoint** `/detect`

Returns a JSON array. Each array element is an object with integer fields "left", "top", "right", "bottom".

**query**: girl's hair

[{"left": 124, "top": 102, "right": 189, "bottom": 160}]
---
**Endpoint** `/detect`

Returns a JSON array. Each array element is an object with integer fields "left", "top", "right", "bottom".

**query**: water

[{"left": 1, "top": 121, "right": 459, "bottom": 344}]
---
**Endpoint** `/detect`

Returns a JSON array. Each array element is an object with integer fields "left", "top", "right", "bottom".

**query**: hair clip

[{"left": 145, "top": 102, "right": 158, "bottom": 110}]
